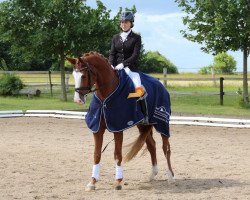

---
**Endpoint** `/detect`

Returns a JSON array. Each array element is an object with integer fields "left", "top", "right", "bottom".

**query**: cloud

[
  {"left": 133, "top": 12, "right": 244, "bottom": 71},
  {"left": 146, "top": 12, "right": 186, "bottom": 22},
  {"left": 135, "top": 12, "right": 188, "bottom": 44},
  {"left": 132, "top": 12, "right": 210, "bottom": 70}
]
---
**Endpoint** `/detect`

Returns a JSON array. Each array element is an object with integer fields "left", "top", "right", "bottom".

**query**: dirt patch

[{"left": 0, "top": 117, "right": 249, "bottom": 199}]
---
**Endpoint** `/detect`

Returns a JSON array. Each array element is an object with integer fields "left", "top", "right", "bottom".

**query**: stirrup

[
  {"left": 143, "top": 116, "right": 149, "bottom": 124},
  {"left": 140, "top": 116, "right": 149, "bottom": 124},
  {"left": 127, "top": 86, "right": 145, "bottom": 98}
]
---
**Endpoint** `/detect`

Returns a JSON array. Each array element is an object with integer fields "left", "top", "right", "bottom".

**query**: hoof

[
  {"left": 114, "top": 184, "right": 122, "bottom": 190},
  {"left": 149, "top": 173, "right": 157, "bottom": 181},
  {"left": 114, "top": 181, "right": 122, "bottom": 190},
  {"left": 149, "top": 166, "right": 158, "bottom": 181},
  {"left": 167, "top": 170, "right": 175, "bottom": 183},
  {"left": 85, "top": 182, "right": 96, "bottom": 191}
]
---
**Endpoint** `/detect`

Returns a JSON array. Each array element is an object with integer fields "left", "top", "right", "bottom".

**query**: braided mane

[{"left": 82, "top": 51, "right": 110, "bottom": 65}]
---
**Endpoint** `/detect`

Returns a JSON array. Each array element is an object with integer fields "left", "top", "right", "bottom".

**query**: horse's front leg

[
  {"left": 85, "top": 129, "right": 105, "bottom": 191},
  {"left": 113, "top": 131, "right": 123, "bottom": 190}
]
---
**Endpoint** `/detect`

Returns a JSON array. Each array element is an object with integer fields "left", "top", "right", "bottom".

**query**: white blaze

[{"left": 72, "top": 70, "right": 82, "bottom": 103}]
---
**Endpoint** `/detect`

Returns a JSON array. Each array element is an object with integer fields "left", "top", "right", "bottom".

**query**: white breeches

[{"left": 124, "top": 67, "right": 141, "bottom": 88}]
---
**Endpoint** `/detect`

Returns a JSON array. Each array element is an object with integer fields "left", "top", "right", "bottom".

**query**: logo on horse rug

[{"left": 86, "top": 70, "right": 171, "bottom": 136}]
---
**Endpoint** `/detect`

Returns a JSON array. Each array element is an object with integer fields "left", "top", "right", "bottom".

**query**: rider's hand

[{"left": 115, "top": 63, "right": 124, "bottom": 70}]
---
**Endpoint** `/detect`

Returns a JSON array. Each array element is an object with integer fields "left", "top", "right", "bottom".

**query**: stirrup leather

[{"left": 127, "top": 86, "right": 145, "bottom": 98}]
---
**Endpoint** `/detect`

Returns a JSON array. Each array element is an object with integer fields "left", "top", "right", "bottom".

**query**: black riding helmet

[{"left": 120, "top": 11, "right": 134, "bottom": 22}]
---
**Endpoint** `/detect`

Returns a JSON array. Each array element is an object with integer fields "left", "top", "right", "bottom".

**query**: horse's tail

[{"left": 123, "top": 125, "right": 152, "bottom": 163}]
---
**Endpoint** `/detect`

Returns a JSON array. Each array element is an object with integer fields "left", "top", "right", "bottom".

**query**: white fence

[{"left": 1, "top": 110, "right": 250, "bottom": 128}]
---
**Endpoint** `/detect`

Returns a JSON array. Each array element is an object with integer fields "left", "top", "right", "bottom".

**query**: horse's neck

[
  {"left": 85, "top": 54, "right": 118, "bottom": 101},
  {"left": 95, "top": 67, "right": 118, "bottom": 101}
]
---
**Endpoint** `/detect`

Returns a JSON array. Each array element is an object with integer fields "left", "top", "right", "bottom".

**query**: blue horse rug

[{"left": 85, "top": 69, "right": 171, "bottom": 136}]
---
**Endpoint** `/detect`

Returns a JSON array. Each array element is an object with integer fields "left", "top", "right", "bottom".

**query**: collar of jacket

[{"left": 120, "top": 30, "right": 134, "bottom": 42}]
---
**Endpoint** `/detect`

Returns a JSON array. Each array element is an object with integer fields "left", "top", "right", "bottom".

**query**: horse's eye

[{"left": 81, "top": 74, "right": 86, "bottom": 79}]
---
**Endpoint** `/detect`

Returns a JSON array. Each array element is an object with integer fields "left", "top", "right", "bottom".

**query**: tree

[
  {"left": 198, "top": 64, "right": 213, "bottom": 75},
  {"left": 199, "top": 52, "right": 237, "bottom": 74},
  {"left": 0, "top": 0, "right": 120, "bottom": 101},
  {"left": 140, "top": 51, "right": 178, "bottom": 73},
  {"left": 0, "top": 40, "right": 12, "bottom": 70},
  {"left": 0, "top": 39, "right": 54, "bottom": 70},
  {"left": 175, "top": 0, "right": 250, "bottom": 106},
  {"left": 214, "top": 52, "right": 236, "bottom": 74}
]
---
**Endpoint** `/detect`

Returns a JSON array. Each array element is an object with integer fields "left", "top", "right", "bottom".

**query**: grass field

[{"left": 0, "top": 72, "right": 249, "bottom": 117}]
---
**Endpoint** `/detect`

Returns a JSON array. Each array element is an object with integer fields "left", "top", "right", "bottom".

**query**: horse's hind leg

[
  {"left": 161, "top": 134, "right": 175, "bottom": 182},
  {"left": 124, "top": 124, "right": 153, "bottom": 162},
  {"left": 146, "top": 129, "right": 158, "bottom": 181},
  {"left": 113, "top": 131, "right": 123, "bottom": 190}
]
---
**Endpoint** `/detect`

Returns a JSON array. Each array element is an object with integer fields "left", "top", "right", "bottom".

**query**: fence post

[
  {"left": 211, "top": 67, "right": 216, "bottom": 86},
  {"left": 48, "top": 70, "right": 53, "bottom": 97},
  {"left": 163, "top": 68, "right": 167, "bottom": 87},
  {"left": 220, "top": 77, "right": 224, "bottom": 105},
  {"left": 65, "top": 71, "right": 69, "bottom": 92}
]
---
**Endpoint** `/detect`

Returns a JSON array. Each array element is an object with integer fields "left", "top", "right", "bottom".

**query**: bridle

[
  {"left": 74, "top": 57, "right": 118, "bottom": 96},
  {"left": 74, "top": 59, "right": 96, "bottom": 95}
]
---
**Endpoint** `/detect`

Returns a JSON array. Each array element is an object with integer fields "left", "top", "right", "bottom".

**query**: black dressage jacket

[{"left": 109, "top": 31, "right": 141, "bottom": 72}]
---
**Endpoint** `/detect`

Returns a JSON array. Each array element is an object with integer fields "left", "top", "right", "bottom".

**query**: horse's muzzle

[{"left": 74, "top": 94, "right": 86, "bottom": 104}]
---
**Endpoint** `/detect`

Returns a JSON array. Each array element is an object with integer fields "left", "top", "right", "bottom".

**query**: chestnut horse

[{"left": 66, "top": 52, "right": 174, "bottom": 191}]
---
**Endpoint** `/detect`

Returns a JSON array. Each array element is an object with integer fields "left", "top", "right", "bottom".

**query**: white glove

[{"left": 115, "top": 63, "right": 124, "bottom": 70}]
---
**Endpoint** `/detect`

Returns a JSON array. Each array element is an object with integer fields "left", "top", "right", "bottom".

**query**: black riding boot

[{"left": 139, "top": 98, "right": 149, "bottom": 124}]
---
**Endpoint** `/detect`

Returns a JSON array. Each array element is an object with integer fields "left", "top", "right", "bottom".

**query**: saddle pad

[
  {"left": 85, "top": 69, "right": 171, "bottom": 136},
  {"left": 140, "top": 72, "right": 171, "bottom": 136}
]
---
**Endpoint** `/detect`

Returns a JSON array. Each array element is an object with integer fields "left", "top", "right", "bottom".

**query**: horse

[{"left": 66, "top": 52, "right": 174, "bottom": 191}]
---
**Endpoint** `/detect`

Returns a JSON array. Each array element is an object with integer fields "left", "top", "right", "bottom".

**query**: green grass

[
  {"left": 1, "top": 90, "right": 249, "bottom": 117},
  {"left": 0, "top": 72, "right": 249, "bottom": 117},
  {"left": 171, "top": 94, "right": 250, "bottom": 117},
  {"left": 0, "top": 92, "right": 90, "bottom": 111}
]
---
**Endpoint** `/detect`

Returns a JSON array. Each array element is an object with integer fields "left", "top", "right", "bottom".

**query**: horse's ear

[{"left": 66, "top": 57, "right": 76, "bottom": 65}]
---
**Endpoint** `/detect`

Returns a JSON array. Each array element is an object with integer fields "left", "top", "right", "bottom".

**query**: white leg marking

[
  {"left": 167, "top": 170, "right": 175, "bottom": 183},
  {"left": 149, "top": 165, "right": 158, "bottom": 181}
]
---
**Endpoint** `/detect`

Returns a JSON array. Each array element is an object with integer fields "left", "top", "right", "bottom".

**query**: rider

[
  {"left": 109, "top": 11, "right": 145, "bottom": 98},
  {"left": 109, "top": 11, "right": 148, "bottom": 122}
]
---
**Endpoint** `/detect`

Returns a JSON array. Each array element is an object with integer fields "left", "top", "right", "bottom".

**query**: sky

[
  {"left": 0, "top": 0, "right": 246, "bottom": 72},
  {"left": 85, "top": 0, "right": 246, "bottom": 72}
]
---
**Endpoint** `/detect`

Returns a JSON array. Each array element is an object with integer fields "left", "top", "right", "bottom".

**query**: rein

[{"left": 74, "top": 59, "right": 118, "bottom": 96}]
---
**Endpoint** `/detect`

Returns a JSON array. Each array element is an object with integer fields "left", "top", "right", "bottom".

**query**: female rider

[
  {"left": 109, "top": 11, "right": 145, "bottom": 98},
  {"left": 109, "top": 11, "right": 148, "bottom": 124}
]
